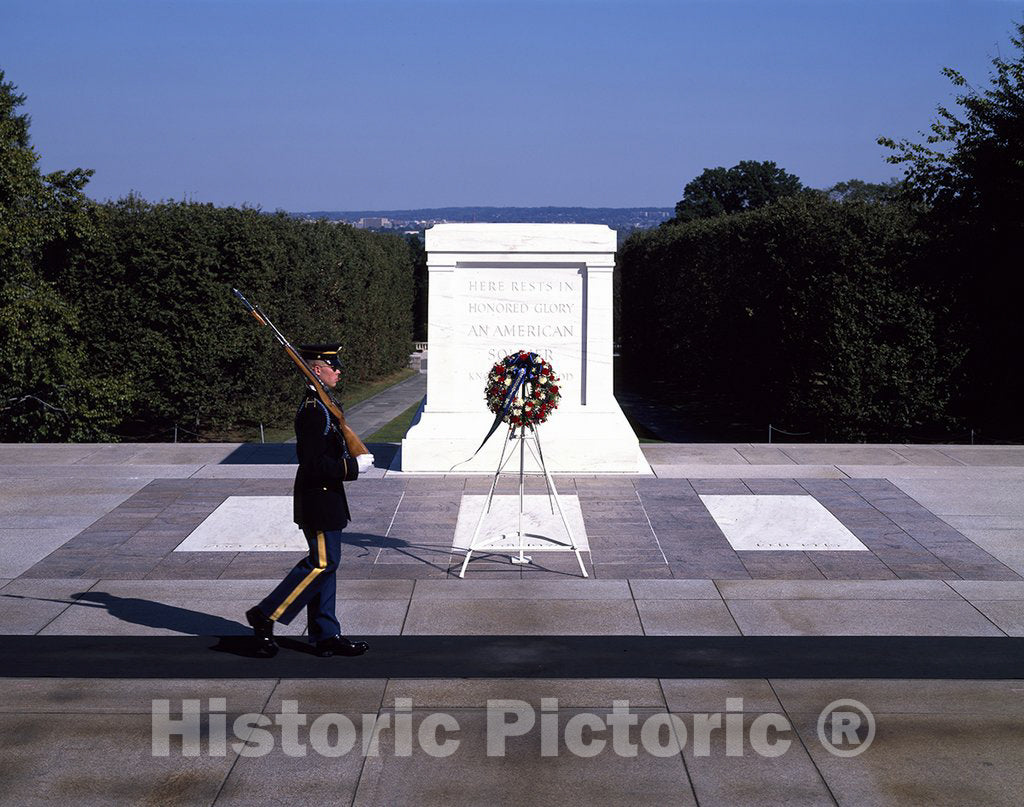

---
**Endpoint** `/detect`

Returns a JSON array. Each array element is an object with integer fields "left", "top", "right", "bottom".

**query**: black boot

[
  {"left": 245, "top": 607, "right": 279, "bottom": 657},
  {"left": 315, "top": 635, "right": 369, "bottom": 658}
]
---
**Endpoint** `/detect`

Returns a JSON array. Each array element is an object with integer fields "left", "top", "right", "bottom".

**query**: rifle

[{"left": 232, "top": 288, "right": 369, "bottom": 458}]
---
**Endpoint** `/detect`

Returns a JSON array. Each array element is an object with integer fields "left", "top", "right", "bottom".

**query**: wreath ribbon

[{"left": 475, "top": 351, "right": 543, "bottom": 453}]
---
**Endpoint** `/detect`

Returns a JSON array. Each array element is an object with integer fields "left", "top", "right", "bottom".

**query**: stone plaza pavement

[{"left": 2, "top": 440, "right": 1023, "bottom": 805}]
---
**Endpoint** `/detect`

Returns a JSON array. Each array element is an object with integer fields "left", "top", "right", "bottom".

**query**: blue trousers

[{"left": 257, "top": 527, "right": 342, "bottom": 641}]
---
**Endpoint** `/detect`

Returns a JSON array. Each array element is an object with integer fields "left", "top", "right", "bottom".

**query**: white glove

[{"left": 356, "top": 453, "right": 375, "bottom": 473}]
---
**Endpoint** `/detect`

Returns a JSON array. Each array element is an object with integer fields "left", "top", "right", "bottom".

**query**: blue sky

[{"left": 2, "top": 0, "right": 1020, "bottom": 209}]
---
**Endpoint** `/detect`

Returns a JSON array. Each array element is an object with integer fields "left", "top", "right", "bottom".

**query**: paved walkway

[
  {"left": 1, "top": 441, "right": 1023, "bottom": 805},
  {"left": 344, "top": 370, "right": 426, "bottom": 439}
]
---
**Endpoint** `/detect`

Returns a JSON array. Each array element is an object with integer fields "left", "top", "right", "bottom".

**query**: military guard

[{"left": 245, "top": 344, "right": 373, "bottom": 658}]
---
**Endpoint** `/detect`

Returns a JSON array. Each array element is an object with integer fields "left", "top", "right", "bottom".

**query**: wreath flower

[{"left": 485, "top": 350, "right": 561, "bottom": 428}]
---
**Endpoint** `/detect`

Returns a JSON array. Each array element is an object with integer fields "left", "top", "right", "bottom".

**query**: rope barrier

[
  {"left": 767, "top": 424, "right": 1019, "bottom": 446},
  {"left": 768, "top": 424, "right": 812, "bottom": 443}
]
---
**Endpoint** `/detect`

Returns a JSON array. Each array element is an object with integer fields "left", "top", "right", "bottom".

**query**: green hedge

[
  {"left": 618, "top": 195, "right": 957, "bottom": 441},
  {"left": 57, "top": 198, "right": 413, "bottom": 438}
]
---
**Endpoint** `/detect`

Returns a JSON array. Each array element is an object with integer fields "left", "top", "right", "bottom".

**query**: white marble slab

[
  {"left": 174, "top": 496, "right": 305, "bottom": 551},
  {"left": 453, "top": 494, "right": 589, "bottom": 552},
  {"left": 699, "top": 494, "right": 868, "bottom": 551}
]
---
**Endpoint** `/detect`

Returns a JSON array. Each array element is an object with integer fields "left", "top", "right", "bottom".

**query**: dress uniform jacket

[{"left": 293, "top": 393, "right": 359, "bottom": 530}]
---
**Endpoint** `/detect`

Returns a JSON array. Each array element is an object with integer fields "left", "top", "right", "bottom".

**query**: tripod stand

[{"left": 457, "top": 421, "right": 588, "bottom": 578}]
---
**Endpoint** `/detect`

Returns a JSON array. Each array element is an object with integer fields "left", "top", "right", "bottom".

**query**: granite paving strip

[
  {"left": 368, "top": 562, "right": 452, "bottom": 579},
  {"left": 592, "top": 561, "right": 673, "bottom": 578},
  {"left": 716, "top": 581, "right": 962, "bottom": 598},
  {"left": 19, "top": 549, "right": 129, "bottom": 579},
  {"left": 78, "top": 554, "right": 167, "bottom": 580},
  {"left": 584, "top": 549, "right": 664, "bottom": 567},
  {"left": 640, "top": 444, "right": 750, "bottom": 464},
  {"left": 92, "top": 579, "right": 305, "bottom": 599},
  {"left": 740, "top": 477, "right": 809, "bottom": 495},
  {"left": 0, "top": 677, "right": 279, "bottom": 713},
  {"left": 668, "top": 559, "right": 752, "bottom": 579},
  {"left": 0, "top": 577, "right": 99, "bottom": 601},
  {"left": 734, "top": 446, "right": 797, "bottom": 464},
  {"left": 893, "top": 478, "right": 1024, "bottom": 516},
  {"left": 143, "top": 552, "right": 239, "bottom": 579},
  {"left": 779, "top": 445, "right": 915, "bottom": 465},
  {"left": 110, "top": 444, "right": 241, "bottom": 465},
  {"left": 866, "top": 560, "right": 959, "bottom": 580},
  {"left": 649, "top": 464, "right": 848, "bottom": 478},
  {"left": 806, "top": 551, "right": 898, "bottom": 580},
  {"left": 411, "top": 578, "right": 631, "bottom": 600},
  {"left": 380, "top": 677, "right": 667, "bottom": 708},
  {"left": 635, "top": 600, "right": 741, "bottom": 635},
  {"left": 820, "top": 479, "right": 1019, "bottom": 580},
  {"left": 680, "top": 712, "right": 836, "bottom": 807},
  {"left": 0, "top": 713, "right": 240, "bottom": 806},
  {"left": 841, "top": 464, "right": 1024, "bottom": 479},
  {"left": 0, "top": 492, "right": 148, "bottom": 516},
  {"left": 737, "top": 552, "right": 827, "bottom": 580},
  {"left": 0, "top": 463, "right": 203, "bottom": 479},
  {"left": 0, "top": 528, "right": 95, "bottom": 578},
  {"left": 628, "top": 579, "right": 722, "bottom": 599},
  {"left": 0, "top": 444, "right": 110, "bottom": 463},
  {"left": 947, "top": 580, "right": 1024, "bottom": 600},
  {"left": 935, "top": 446, "right": 1024, "bottom": 466},
  {"left": 890, "top": 446, "right": 969, "bottom": 466},
  {"left": 217, "top": 552, "right": 307, "bottom": 579},
  {"left": 375, "top": 547, "right": 455, "bottom": 566},
  {"left": 191, "top": 463, "right": 298, "bottom": 478},
  {"left": 351, "top": 708, "right": 697, "bottom": 807},
  {"left": 463, "top": 475, "right": 574, "bottom": 494},
  {"left": 586, "top": 533, "right": 661, "bottom": 551},
  {"left": 690, "top": 478, "right": 752, "bottom": 494},
  {"left": 0, "top": 514, "right": 112, "bottom": 532},
  {"left": 518, "top": 552, "right": 594, "bottom": 578},
  {"left": 34, "top": 595, "right": 305, "bottom": 637},
  {"left": 788, "top": 712, "right": 1024, "bottom": 807},
  {"left": 660, "top": 677, "right": 784, "bottom": 712},
  {"left": 724, "top": 599, "right": 1005, "bottom": 636},
  {"left": 0, "top": 593, "right": 78, "bottom": 634},
  {"left": 966, "top": 602, "right": 1024, "bottom": 636},
  {"left": 940, "top": 524, "right": 1024, "bottom": 576},
  {"left": 715, "top": 580, "right": 961, "bottom": 600},
  {"left": 213, "top": 728, "right": 368, "bottom": 806},
  {"left": 262, "top": 678, "right": 390, "bottom": 713},
  {"left": 401, "top": 599, "right": 644, "bottom": 635}
]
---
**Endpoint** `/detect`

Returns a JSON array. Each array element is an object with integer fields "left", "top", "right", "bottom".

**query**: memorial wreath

[{"left": 485, "top": 350, "right": 561, "bottom": 428}]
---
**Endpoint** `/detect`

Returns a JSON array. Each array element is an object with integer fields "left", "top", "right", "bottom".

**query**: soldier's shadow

[
  {"left": 5, "top": 591, "right": 320, "bottom": 659},
  {"left": 66, "top": 591, "right": 249, "bottom": 636}
]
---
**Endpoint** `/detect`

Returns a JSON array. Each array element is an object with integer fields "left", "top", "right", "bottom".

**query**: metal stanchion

[{"left": 458, "top": 403, "right": 588, "bottom": 578}]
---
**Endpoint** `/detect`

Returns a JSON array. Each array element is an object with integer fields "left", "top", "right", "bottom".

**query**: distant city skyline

[{"left": 3, "top": 0, "right": 1020, "bottom": 209}]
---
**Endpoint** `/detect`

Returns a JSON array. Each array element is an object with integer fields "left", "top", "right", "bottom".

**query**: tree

[
  {"left": 878, "top": 21, "right": 1024, "bottom": 435},
  {"left": 668, "top": 160, "right": 805, "bottom": 224},
  {"left": 0, "top": 70, "right": 130, "bottom": 440},
  {"left": 620, "top": 194, "right": 954, "bottom": 441},
  {"left": 877, "top": 23, "right": 1024, "bottom": 213},
  {"left": 823, "top": 178, "right": 905, "bottom": 204},
  {"left": 407, "top": 233, "right": 428, "bottom": 342}
]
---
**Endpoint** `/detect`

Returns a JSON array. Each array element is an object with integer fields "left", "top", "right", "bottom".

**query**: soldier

[{"left": 245, "top": 344, "right": 373, "bottom": 658}]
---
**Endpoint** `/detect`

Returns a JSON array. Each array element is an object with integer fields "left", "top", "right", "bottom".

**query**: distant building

[{"left": 356, "top": 217, "right": 391, "bottom": 229}]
